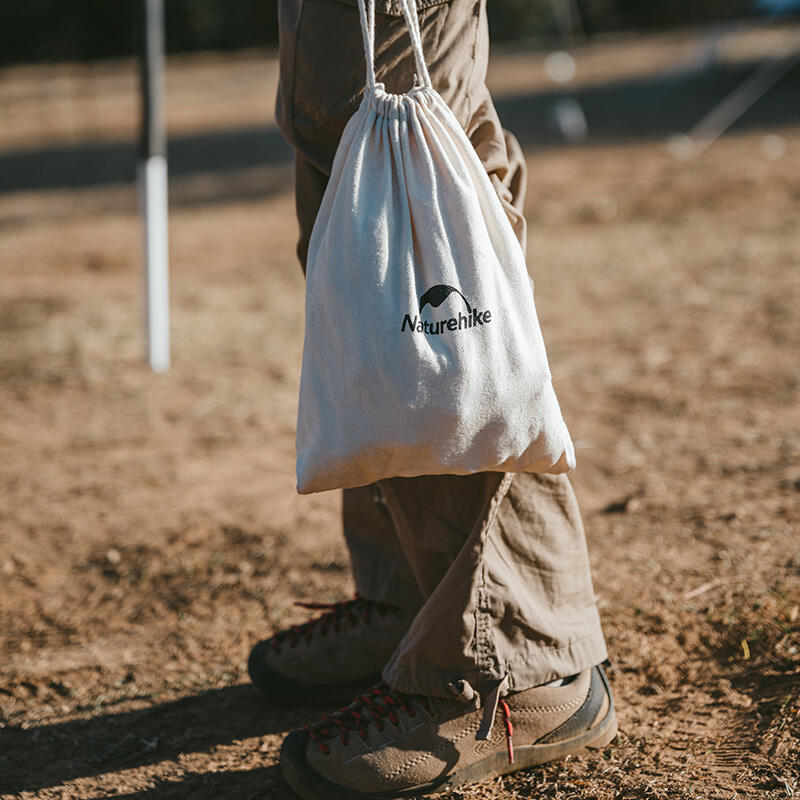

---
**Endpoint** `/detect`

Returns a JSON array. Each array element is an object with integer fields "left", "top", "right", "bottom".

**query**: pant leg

[
  {"left": 287, "top": 0, "right": 525, "bottom": 616},
  {"left": 295, "top": 153, "right": 424, "bottom": 611},
  {"left": 287, "top": 0, "right": 506, "bottom": 615},
  {"left": 378, "top": 62, "right": 607, "bottom": 695},
  {"left": 284, "top": 0, "right": 607, "bottom": 697},
  {"left": 380, "top": 472, "right": 608, "bottom": 696}
]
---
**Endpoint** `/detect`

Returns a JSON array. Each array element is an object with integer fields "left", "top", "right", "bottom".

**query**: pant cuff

[{"left": 382, "top": 632, "right": 609, "bottom": 698}]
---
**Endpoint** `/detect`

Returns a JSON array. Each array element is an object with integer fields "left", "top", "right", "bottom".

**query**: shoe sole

[{"left": 280, "top": 669, "right": 618, "bottom": 800}]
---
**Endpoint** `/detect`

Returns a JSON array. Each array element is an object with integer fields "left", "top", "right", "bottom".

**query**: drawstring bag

[{"left": 296, "top": 0, "right": 575, "bottom": 494}]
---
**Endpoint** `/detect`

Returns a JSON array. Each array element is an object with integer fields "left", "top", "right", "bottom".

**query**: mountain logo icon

[
  {"left": 401, "top": 284, "right": 491, "bottom": 335},
  {"left": 419, "top": 284, "right": 472, "bottom": 314}
]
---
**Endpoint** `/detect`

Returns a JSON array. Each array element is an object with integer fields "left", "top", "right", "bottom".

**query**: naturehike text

[{"left": 401, "top": 308, "right": 492, "bottom": 335}]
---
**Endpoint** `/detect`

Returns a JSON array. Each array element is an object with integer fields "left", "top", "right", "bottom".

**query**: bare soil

[{"left": 1, "top": 28, "right": 799, "bottom": 800}]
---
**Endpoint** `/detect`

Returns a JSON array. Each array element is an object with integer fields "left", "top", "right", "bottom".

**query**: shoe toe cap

[{"left": 247, "top": 639, "right": 290, "bottom": 697}]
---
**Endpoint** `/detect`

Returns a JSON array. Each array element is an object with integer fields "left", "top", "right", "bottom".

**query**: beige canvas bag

[{"left": 296, "top": 0, "right": 575, "bottom": 494}]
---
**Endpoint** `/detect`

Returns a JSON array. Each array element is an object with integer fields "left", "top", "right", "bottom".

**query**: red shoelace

[
  {"left": 307, "top": 681, "right": 431, "bottom": 753},
  {"left": 500, "top": 699, "right": 514, "bottom": 764},
  {"left": 270, "top": 596, "right": 392, "bottom": 654}
]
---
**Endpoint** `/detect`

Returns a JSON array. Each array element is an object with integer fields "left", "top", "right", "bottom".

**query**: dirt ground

[{"left": 1, "top": 26, "right": 799, "bottom": 800}]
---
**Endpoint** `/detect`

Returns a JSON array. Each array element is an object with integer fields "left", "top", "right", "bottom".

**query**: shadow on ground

[
  {"left": 0, "top": 684, "right": 309, "bottom": 796},
  {"left": 96, "top": 766, "right": 286, "bottom": 800},
  {"left": 1, "top": 57, "right": 798, "bottom": 196}
]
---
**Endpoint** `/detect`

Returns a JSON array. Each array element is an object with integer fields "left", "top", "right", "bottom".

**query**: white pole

[
  {"left": 138, "top": 154, "right": 170, "bottom": 371},
  {"left": 139, "top": 0, "right": 170, "bottom": 372}
]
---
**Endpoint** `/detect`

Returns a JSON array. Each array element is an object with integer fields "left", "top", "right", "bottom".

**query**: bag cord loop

[{"left": 356, "top": 0, "right": 433, "bottom": 93}]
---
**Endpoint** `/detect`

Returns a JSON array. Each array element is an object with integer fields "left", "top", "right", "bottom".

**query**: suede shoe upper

[
  {"left": 248, "top": 597, "right": 415, "bottom": 701},
  {"left": 282, "top": 665, "right": 616, "bottom": 797}
]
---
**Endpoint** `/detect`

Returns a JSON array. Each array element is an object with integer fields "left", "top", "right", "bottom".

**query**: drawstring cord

[
  {"left": 356, "top": 0, "right": 433, "bottom": 95},
  {"left": 452, "top": 674, "right": 515, "bottom": 765},
  {"left": 475, "top": 674, "right": 509, "bottom": 739}
]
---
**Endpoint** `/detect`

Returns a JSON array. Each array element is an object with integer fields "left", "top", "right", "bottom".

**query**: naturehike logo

[
  {"left": 401, "top": 283, "right": 492, "bottom": 335},
  {"left": 420, "top": 285, "right": 471, "bottom": 314}
]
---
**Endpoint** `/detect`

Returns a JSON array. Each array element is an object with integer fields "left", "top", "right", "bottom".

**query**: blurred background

[
  {"left": 2, "top": 3, "right": 798, "bottom": 800},
  {"left": 1, "top": 0, "right": 796, "bottom": 62},
  {"left": 2, "top": 0, "right": 800, "bottom": 193}
]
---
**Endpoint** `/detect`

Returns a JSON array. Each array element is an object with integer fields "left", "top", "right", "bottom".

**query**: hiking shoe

[
  {"left": 248, "top": 597, "right": 414, "bottom": 704},
  {"left": 280, "top": 664, "right": 617, "bottom": 799}
]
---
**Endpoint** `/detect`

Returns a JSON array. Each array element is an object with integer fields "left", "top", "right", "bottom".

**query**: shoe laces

[
  {"left": 462, "top": 675, "right": 515, "bottom": 765},
  {"left": 271, "top": 596, "right": 393, "bottom": 654},
  {"left": 500, "top": 699, "right": 514, "bottom": 764},
  {"left": 306, "top": 680, "right": 431, "bottom": 753}
]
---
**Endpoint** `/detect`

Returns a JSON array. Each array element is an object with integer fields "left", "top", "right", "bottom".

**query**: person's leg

[
  {"left": 343, "top": 485, "right": 424, "bottom": 608},
  {"left": 286, "top": 1, "right": 595, "bottom": 659},
  {"left": 293, "top": 132, "right": 606, "bottom": 689},
  {"left": 247, "top": 151, "right": 423, "bottom": 704},
  {"left": 283, "top": 0, "right": 519, "bottom": 621},
  {"left": 275, "top": 0, "right": 609, "bottom": 693},
  {"left": 377, "top": 71, "right": 607, "bottom": 695},
  {"left": 295, "top": 152, "right": 424, "bottom": 611},
  {"left": 379, "top": 472, "right": 607, "bottom": 696},
  {"left": 276, "top": 2, "right": 616, "bottom": 794}
]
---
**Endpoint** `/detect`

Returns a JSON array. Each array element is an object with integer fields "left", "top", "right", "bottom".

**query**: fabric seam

[{"left": 474, "top": 472, "right": 514, "bottom": 688}]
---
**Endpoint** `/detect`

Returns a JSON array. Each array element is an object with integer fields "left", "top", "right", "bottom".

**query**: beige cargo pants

[{"left": 276, "top": 0, "right": 608, "bottom": 697}]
